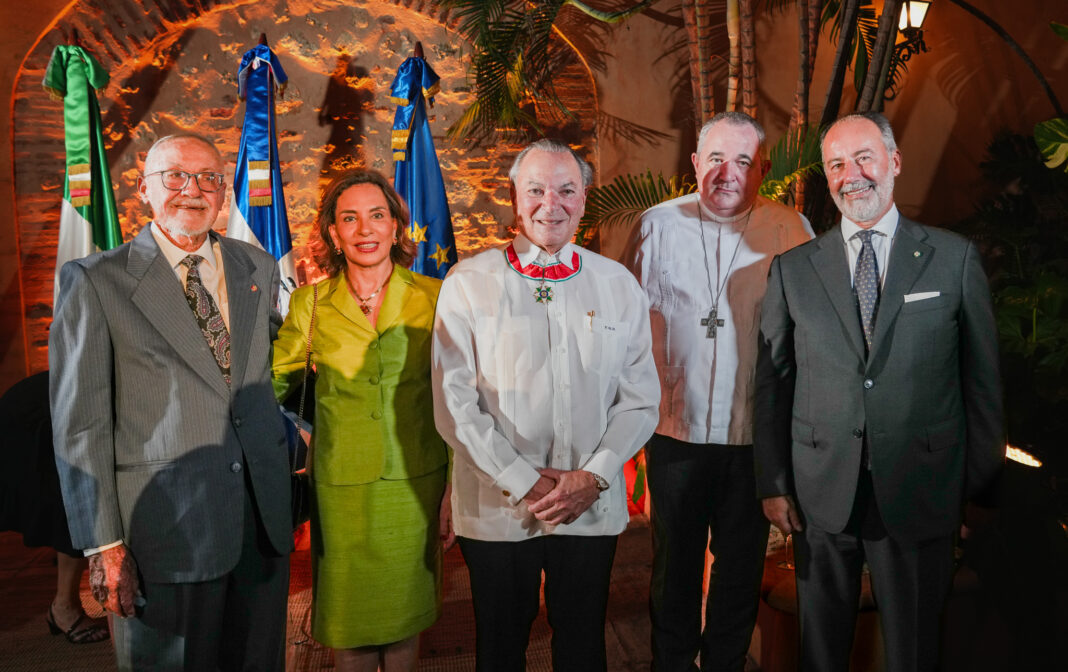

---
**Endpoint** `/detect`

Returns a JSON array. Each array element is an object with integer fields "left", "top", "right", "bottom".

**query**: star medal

[{"left": 533, "top": 284, "right": 554, "bottom": 303}]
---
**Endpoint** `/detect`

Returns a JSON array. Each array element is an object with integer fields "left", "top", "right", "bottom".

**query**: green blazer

[{"left": 273, "top": 266, "right": 448, "bottom": 485}]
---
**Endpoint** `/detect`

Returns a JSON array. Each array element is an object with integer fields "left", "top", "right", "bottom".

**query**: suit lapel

[
  {"left": 376, "top": 266, "right": 414, "bottom": 333},
  {"left": 127, "top": 227, "right": 230, "bottom": 401},
  {"left": 869, "top": 218, "right": 933, "bottom": 361},
  {"left": 809, "top": 226, "right": 866, "bottom": 361},
  {"left": 220, "top": 235, "right": 255, "bottom": 392}
]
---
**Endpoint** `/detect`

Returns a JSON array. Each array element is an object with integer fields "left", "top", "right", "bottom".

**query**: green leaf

[
  {"left": 1034, "top": 117, "right": 1068, "bottom": 173},
  {"left": 630, "top": 448, "right": 646, "bottom": 505},
  {"left": 575, "top": 171, "right": 696, "bottom": 245},
  {"left": 761, "top": 124, "right": 825, "bottom": 203}
]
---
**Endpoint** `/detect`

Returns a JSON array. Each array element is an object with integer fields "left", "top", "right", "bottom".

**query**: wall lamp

[{"left": 896, "top": 1, "right": 931, "bottom": 62}]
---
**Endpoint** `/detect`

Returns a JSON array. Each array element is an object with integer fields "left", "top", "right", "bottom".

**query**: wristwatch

[{"left": 590, "top": 472, "right": 610, "bottom": 492}]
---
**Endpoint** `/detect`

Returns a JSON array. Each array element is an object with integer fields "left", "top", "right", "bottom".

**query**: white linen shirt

[
  {"left": 628, "top": 194, "right": 813, "bottom": 446},
  {"left": 432, "top": 235, "right": 660, "bottom": 541}
]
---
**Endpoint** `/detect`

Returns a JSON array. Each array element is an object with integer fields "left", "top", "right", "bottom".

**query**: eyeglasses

[{"left": 144, "top": 170, "right": 226, "bottom": 193}]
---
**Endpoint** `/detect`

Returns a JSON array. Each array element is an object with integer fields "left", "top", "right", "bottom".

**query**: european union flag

[
  {"left": 229, "top": 41, "right": 297, "bottom": 311},
  {"left": 390, "top": 55, "right": 456, "bottom": 278}
]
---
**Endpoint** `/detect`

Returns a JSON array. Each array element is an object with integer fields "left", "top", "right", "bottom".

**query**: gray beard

[{"left": 832, "top": 179, "right": 894, "bottom": 223}]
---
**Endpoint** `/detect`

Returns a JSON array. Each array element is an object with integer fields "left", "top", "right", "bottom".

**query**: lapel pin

[
  {"left": 251, "top": 284, "right": 258, "bottom": 292},
  {"left": 913, "top": 251, "right": 921, "bottom": 258}
]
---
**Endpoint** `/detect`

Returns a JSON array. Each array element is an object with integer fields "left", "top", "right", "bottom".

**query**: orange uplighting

[{"left": 1006, "top": 444, "right": 1042, "bottom": 468}]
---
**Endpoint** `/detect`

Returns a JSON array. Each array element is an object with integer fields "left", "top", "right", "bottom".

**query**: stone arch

[{"left": 12, "top": 0, "right": 600, "bottom": 372}]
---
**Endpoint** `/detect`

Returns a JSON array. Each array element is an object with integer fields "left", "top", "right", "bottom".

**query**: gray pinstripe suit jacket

[{"left": 50, "top": 226, "right": 292, "bottom": 584}]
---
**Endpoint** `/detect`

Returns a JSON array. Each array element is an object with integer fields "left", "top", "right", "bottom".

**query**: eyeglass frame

[{"left": 143, "top": 169, "right": 227, "bottom": 193}]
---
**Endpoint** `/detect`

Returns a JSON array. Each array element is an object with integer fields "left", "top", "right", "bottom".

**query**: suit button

[
  {"left": 369, "top": 376, "right": 380, "bottom": 385},
  {"left": 234, "top": 417, "right": 243, "bottom": 427},
  {"left": 853, "top": 428, "right": 863, "bottom": 438},
  {"left": 230, "top": 462, "right": 242, "bottom": 473},
  {"left": 371, "top": 410, "right": 382, "bottom": 420},
  {"left": 863, "top": 379, "right": 874, "bottom": 389},
  {"left": 369, "top": 340, "right": 379, "bottom": 350}
]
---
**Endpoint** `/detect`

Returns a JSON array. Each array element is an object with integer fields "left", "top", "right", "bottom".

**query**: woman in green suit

[{"left": 273, "top": 170, "right": 452, "bottom": 672}]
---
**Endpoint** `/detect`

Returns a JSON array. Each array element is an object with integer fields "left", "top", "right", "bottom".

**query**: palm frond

[
  {"left": 440, "top": 0, "right": 576, "bottom": 140},
  {"left": 575, "top": 171, "right": 696, "bottom": 245},
  {"left": 761, "top": 124, "right": 824, "bottom": 203}
]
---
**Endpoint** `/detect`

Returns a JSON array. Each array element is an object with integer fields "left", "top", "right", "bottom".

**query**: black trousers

[
  {"left": 458, "top": 534, "right": 618, "bottom": 672},
  {"left": 794, "top": 469, "right": 955, "bottom": 672},
  {"left": 646, "top": 434, "right": 770, "bottom": 672},
  {"left": 111, "top": 484, "right": 290, "bottom": 672}
]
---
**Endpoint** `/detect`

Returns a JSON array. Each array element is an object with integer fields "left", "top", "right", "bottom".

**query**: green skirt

[{"left": 310, "top": 467, "right": 446, "bottom": 648}]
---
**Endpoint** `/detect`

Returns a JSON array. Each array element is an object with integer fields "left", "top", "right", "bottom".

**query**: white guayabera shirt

[
  {"left": 432, "top": 234, "right": 660, "bottom": 542},
  {"left": 629, "top": 193, "right": 814, "bottom": 446}
]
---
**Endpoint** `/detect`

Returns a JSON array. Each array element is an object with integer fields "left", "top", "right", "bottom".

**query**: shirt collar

[
  {"left": 150, "top": 222, "right": 218, "bottom": 271},
  {"left": 840, "top": 204, "right": 900, "bottom": 243},
  {"left": 511, "top": 233, "right": 578, "bottom": 270},
  {"left": 697, "top": 197, "right": 755, "bottom": 229}
]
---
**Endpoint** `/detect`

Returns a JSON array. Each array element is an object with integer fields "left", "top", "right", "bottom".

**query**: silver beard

[{"left": 833, "top": 177, "right": 895, "bottom": 223}]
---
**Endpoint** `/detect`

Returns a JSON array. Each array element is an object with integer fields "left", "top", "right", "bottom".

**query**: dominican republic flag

[
  {"left": 390, "top": 55, "right": 456, "bottom": 279},
  {"left": 44, "top": 45, "right": 122, "bottom": 304},
  {"left": 228, "top": 42, "right": 297, "bottom": 313}
]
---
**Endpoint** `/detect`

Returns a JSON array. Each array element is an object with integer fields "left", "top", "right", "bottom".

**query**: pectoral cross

[{"left": 701, "top": 308, "right": 724, "bottom": 339}]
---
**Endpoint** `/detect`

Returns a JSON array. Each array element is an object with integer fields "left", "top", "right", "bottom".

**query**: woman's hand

[{"left": 439, "top": 483, "right": 456, "bottom": 552}]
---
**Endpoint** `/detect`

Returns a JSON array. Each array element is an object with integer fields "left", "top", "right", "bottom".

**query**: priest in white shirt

[
  {"left": 432, "top": 138, "right": 660, "bottom": 672},
  {"left": 625, "top": 112, "right": 813, "bottom": 672}
]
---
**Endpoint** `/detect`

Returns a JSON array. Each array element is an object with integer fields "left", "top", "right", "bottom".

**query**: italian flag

[{"left": 44, "top": 45, "right": 122, "bottom": 304}]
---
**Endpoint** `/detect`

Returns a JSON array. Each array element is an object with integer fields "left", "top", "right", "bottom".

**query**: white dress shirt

[
  {"left": 840, "top": 205, "right": 900, "bottom": 289},
  {"left": 432, "top": 235, "right": 660, "bottom": 541},
  {"left": 150, "top": 222, "right": 231, "bottom": 329},
  {"left": 629, "top": 194, "right": 814, "bottom": 446}
]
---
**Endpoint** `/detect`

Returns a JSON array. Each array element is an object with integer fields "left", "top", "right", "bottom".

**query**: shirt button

[
  {"left": 863, "top": 379, "right": 874, "bottom": 389},
  {"left": 502, "top": 490, "right": 511, "bottom": 497},
  {"left": 369, "top": 341, "right": 379, "bottom": 350},
  {"left": 371, "top": 410, "right": 382, "bottom": 420},
  {"left": 853, "top": 428, "right": 864, "bottom": 438},
  {"left": 369, "top": 376, "right": 380, "bottom": 385},
  {"left": 230, "top": 462, "right": 242, "bottom": 473}
]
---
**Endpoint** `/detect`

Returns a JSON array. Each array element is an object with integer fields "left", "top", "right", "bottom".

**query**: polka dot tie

[
  {"left": 854, "top": 230, "right": 880, "bottom": 353},
  {"left": 180, "top": 254, "right": 231, "bottom": 386}
]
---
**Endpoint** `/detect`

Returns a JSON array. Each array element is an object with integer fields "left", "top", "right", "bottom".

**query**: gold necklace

[{"left": 348, "top": 267, "right": 391, "bottom": 316}]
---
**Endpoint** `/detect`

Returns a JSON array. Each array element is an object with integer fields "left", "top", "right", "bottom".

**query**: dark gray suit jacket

[
  {"left": 754, "top": 218, "right": 1004, "bottom": 542},
  {"left": 50, "top": 226, "right": 292, "bottom": 583}
]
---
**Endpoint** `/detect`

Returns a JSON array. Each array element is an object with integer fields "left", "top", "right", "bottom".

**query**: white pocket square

[{"left": 903, "top": 291, "right": 940, "bottom": 303}]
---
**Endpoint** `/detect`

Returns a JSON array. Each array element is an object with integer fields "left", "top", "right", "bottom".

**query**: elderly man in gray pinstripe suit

[{"left": 50, "top": 132, "right": 292, "bottom": 671}]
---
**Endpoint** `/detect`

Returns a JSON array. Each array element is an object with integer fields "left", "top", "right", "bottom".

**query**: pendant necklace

[
  {"left": 349, "top": 270, "right": 390, "bottom": 316},
  {"left": 698, "top": 205, "right": 752, "bottom": 339}
]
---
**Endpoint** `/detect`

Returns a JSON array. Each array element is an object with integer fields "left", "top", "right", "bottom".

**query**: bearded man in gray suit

[
  {"left": 50, "top": 133, "right": 292, "bottom": 671},
  {"left": 754, "top": 113, "right": 1004, "bottom": 671}
]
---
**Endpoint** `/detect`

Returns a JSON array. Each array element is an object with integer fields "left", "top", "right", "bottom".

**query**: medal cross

[{"left": 701, "top": 309, "right": 724, "bottom": 339}]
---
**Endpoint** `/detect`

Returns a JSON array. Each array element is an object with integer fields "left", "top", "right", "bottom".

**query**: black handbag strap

[
  {"left": 290, "top": 284, "right": 318, "bottom": 475},
  {"left": 296, "top": 283, "right": 318, "bottom": 422}
]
